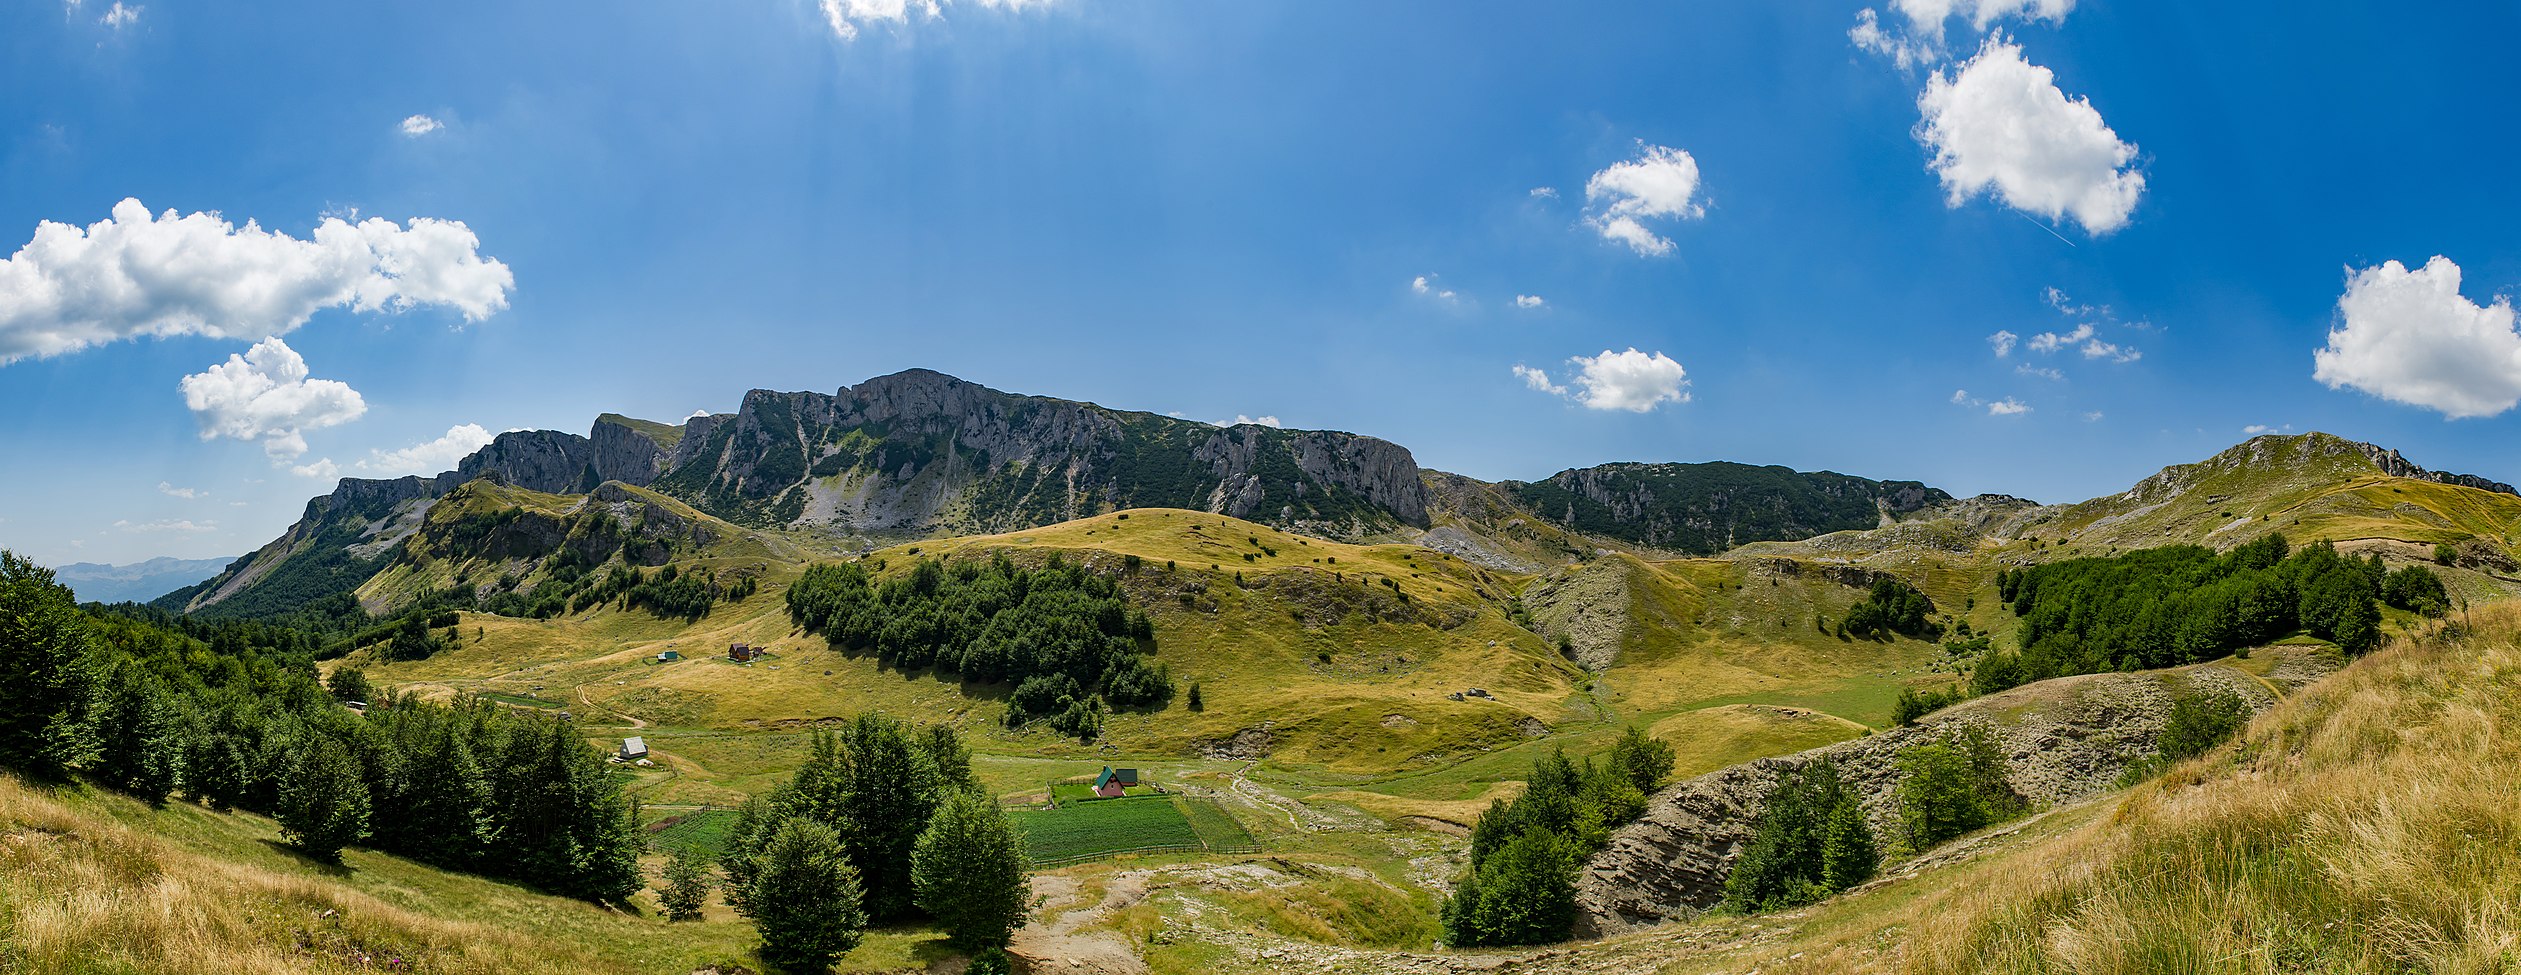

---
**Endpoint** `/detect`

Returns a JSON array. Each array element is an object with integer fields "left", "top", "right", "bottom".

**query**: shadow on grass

[{"left": 259, "top": 838, "right": 356, "bottom": 879}]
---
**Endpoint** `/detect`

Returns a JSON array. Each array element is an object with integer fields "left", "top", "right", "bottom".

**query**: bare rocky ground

[{"left": 1574, "top": 647, "right": 2336, "bottom": 934}]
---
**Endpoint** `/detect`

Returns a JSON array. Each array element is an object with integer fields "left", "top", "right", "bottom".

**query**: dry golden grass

[
  {"left": 0, "top": 777, "right": 613, "bottom": 975},
  {"left": 1662, "top": 603, "right": 2521, "bottom": 975}
]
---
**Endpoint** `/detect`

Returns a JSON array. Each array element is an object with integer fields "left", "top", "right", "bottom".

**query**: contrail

[{"left": 2021, "top": 212, "right": 2077, "bottom": 247}]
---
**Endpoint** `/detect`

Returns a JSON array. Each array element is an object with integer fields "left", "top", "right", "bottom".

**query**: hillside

[
  {"left": 1505, "top": 604, "right": 2521, "bottom": 975},
  {"left": 1501, "top": 462, "right": 1952, "bottom": 555}
]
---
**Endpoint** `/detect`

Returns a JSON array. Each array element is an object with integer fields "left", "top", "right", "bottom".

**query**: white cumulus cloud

[
  {"left": 0, "top": 198, "right": 514, "bottom": 364},
  {"left": 357, "top": 423, "right": 495, "bottom": 476},
  {"left": 1953, "top": 389, "right": 2031, "bottom": 415},
  {"left": 1851, "top": 0, "right": 2072, "bottom": 68},
  {"left": 1519, "top": 349, "right": 1691, "bottom": 412},
  {"left": 1411, "top": 274, "right": 1458, "bottom": 302},
  {"left": 2314, "top": 256, "right": 2521, "bottom": 419},
  {"left": 100, "top": 1, "right": 137, "bottom": 27},
  {"left": 1917, "top": 39, "right": 2144, "bottom": 236},
  {"left": 1514, "top": 294, "right": 1546, "bottom": 309},
  {"left": 1584, "top": 143, "right": 1705, "bottom": 257},
  {"left": 819, "top": 0, "right": 1046, "bottom": 40},
  {"left": 114, "top": 519, "right": 214, "bottom": 535},
  {"left": 399, "top": 114, "right": 444, "bottom": 137},
  {"left": 178, "top": 337, "right": 366, "bottom": 461},
  {"left": 1988, "top": 329, "right": 2018, "bottom": 357}
]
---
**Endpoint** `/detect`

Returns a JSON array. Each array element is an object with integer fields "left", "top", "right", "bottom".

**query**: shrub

[
  {"left": 1442, "top": 827, "right": 1578, "bottom": 947},
  {"left": 658, "top": 846, "right": 714, "bottom": 921},
  {"left": 1721, "top": 758, "right": 1876, "bottom": 912},
  {"left": 1894, "top": 725, "right": 2021, "bottom": 851}
]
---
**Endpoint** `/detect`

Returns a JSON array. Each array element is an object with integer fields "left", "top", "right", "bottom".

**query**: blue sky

[{"left": 7, "top": 0, "right": 2521, "bottom": 567}]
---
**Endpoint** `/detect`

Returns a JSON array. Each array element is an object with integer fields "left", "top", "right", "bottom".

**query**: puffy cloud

[
  {"left": 819, "top": 0, "right": 1046, "bottom": 39},
  {"left": 1411, "top": 274, "right": 1458, "bottom": 302},
  {"left": 1890, "top": 0, "right": 2072, "bottom": 40},
  {"left": 1850, "top": 9, "right": 1936, "bottom": 69},
  {"left": 2026, "top": 322, "right": 2093, "bottom": 353},
  {"left": 1520, "top": 349, "right": 1691, "bottom": 412},
  {"left": 100, "top": 1, "right": 137, "bottom": 27},
  {"left": 1227, "top": 415, "right": 1282, "bottom": 428},
  {"left": 1917, "top": 39, "right": 2144, "bottom": 236},
  {"left": 177, "top": 338, "right": 366, "bottom": 461},
  {"left": 1851, "top": 0, "right": 2072, "bottom": 67},
  {"left": 290, "top": 458, "right": 340, "bottom": 480},
  {"left": 2314, "top": 256, "right": 2521, "bottom": 419},
  {"left": 1988, "top": 329, "right": 2018, "bottom": 357},
  {"left": 115, "top": 519, "right": 214, "bottom": 534},
  {"left": 156, "top": 482, "right": 202, "bottom": 499},
  {"left": 1953, "top": 389, "right": 2032, "bottom": 415},
  {"left": 0, "top": 198, "right": 514, "bottom": 364},
  {"left": 398, "top": 114, "right": 444, "bottom": 137},
  {"left": 357, "top": 423, "right": 494, "bottom": 476},
  {"left": 1529, "top": 187, "right": 1559, "bottom": 200},
  {"left": 1584, "top": 144, "right": 1705, "bottom": 257},
  {"left": 2241, "top": 423, "right": 2289, "bottom": 435},
  {"left": 1514, "top": 294, "right": 1546, "bottom": 309},
  {"left": 2079, "top": 338, "right": 2138, "bottom": 362}
]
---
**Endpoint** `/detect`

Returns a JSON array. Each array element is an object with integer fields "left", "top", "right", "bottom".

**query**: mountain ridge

[{"left": 161, "top": 368, "right": 2521, "bottom": 621}]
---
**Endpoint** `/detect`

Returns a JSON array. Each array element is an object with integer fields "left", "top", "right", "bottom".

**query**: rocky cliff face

[
  {"left": 653, "top": 369, "right": 1432, "bottom": 538},
  {"left": 162, "top": 418, "right": 680, "bottom": 615},
  {"left": 1503, "top": 461, "right": 1953, "bottom": 555},
  {"left": 454, "top": 417, "right": 668, "bottom": 495},
  {"left": 1572, "top": 655, "right": 2331, "bottom": 936}
]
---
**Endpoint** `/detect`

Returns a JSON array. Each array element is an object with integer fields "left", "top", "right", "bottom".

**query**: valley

[{"left": 17, "top": 371, "right": 2521, "bottom": 974}]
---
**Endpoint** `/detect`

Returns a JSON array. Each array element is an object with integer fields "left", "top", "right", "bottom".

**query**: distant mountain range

[
  {"left": 51, "top": 556, "right": 237, "bottom": 605},
  {"left": 154, "top": 368, "right": 2521, "bottom": 621}
]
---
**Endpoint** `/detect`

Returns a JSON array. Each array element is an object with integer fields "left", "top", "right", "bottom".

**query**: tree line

[
  {"left": 0, "top": 550, "right": 643, "bottom": 902},
  {"left": 1441, "top": 728, "right": 1676, "bottom": 947},
  {"left": 785, "top": 554, "right": 1168, "bottom": 735},
  {"left": 1976, "top": 535, "right": 2440, "bottom": 695}
]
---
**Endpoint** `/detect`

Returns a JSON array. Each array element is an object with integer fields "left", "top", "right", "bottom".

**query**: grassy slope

[
  {"left": 1600, "top": 603, "right": 2521, "bottom": 975},
  {"left": 0, "top": 774, "right": 949, "bottom": 975}
]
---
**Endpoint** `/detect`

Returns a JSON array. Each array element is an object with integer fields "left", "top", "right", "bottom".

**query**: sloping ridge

[{"left": 1573, "top": 652, "right": 2329, "bottom": 936}]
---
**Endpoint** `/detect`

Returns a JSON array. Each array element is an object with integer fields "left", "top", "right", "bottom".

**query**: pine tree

[
  {"left": 277, "top": 732, "right": 371, "bottom": 863},
  {"left": 912, "top": 789, "right": 1033, "bottom": 950},
  {"left": 739, "top": 819, "right": 867, "bottom": 974},
  {"left": 0, "top": 551, "right": 96, "bottom": 777},
  {"left": 658, "top": 845, "right": 715, "bottom": 922}
]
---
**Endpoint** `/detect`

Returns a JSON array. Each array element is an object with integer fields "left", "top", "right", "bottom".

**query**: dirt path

[
  {"left": 1008, "top": 874, "right": 1151, "bottom": 975},
  {"left": 580, "top": 684, "right": 650, "bottom": 729}
]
